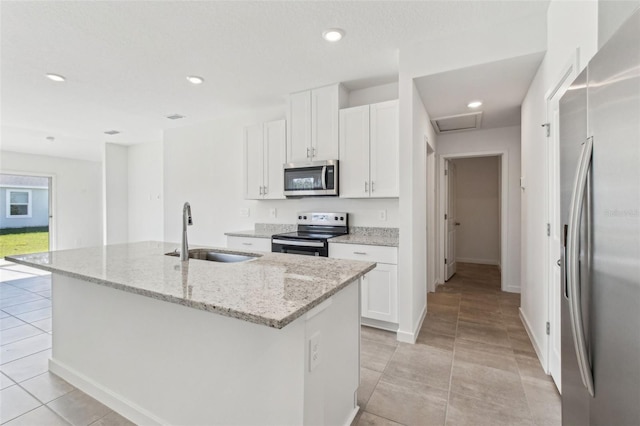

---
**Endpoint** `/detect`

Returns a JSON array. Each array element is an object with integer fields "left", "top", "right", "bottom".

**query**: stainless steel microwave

[{"left": 283, "top": 160, "right": 338, "bottom": 197}]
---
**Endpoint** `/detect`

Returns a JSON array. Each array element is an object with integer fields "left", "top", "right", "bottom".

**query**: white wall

[
  {"left": 104, "top": 143, "right": 129, "bottom": 245},
  {"left": 437, "top": 126, "right": 521, "bottom": 291},
  {"left": 128, "top": 142, "right": 164, "bottom": 242},
  {"left": 452, "top": 156, "right": 500, "bottom": 265},
  {"left": 347, "top": 82, "right": 398, "bottom": 108},
  {"left": 520, "top": 0, "right": 599, "bottom": 368},
  {"left": 0, "top": 151, "right": 103, "bottom": 250}
]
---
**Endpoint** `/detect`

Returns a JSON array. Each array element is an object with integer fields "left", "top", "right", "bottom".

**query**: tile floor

[
  {"left": 353, "top": 263, "right": 562, "bottom": 426},
  {"left": 0, "top": 260, "right": 133, "bottom": 426},
  {"left": 1, "top": 261, "right": 560, "bottom": 425}
]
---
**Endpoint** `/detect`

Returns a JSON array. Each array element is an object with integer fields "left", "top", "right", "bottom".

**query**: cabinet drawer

[
  {"left": 227, "top": 236, "right": 271, "bottom": 252},
  {"left": 329, "top": 243, "right": 397, "bottom": 264}
]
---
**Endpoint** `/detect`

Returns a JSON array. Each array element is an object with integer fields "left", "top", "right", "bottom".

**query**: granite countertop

[
  {"left": 225, "top": 223, "right": 297, "bottom": 239},
  {"left": 224, "top": 230, "right": 275, "bottom": 238},
  {"left": 330, "top": 234, "right": 399, "bottom": 247},
  {"left": 7, "top": 242, "right": 375, "bottom": 329}
]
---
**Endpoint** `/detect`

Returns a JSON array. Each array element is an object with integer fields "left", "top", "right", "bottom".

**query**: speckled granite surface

[
  {"left": 330, "top": 227, "right": 399, "bottom": 247},
  {"left": 225, "top": 223, "right": 296, "bottom": 238},
  {"left": 6, "top": 241, "right": 375, "bottom": 329}
]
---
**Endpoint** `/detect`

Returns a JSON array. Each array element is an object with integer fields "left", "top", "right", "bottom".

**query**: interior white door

[
  {"left": 339, "top": 105, "right": 370, "bottom": 198},
  {"left": 445, "top": 161, "right": 457, "bottom": 280},
  {"left": 311, "top": 84, "right": 339, "bottom": 161},
  {"left": 288, "top": 90, "right": 311, "bottom": 163},
  {"left": 263, "top": 119, "right": 286, "bottom": 200},
  {"left": 244, "top": 124, "right": 264, "bottom": 200},
  {"left": 369, "top": 100, "right": 399, "bottom": 197}
]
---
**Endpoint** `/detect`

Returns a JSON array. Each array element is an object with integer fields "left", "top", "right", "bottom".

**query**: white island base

[{"left": 50, "top": 274, "right": 361, "bottom": 426}]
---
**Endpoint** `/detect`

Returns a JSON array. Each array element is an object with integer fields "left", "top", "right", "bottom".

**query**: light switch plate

[
  {"left": 269, "top": 208, "right": 277, "bottom": 219},
  {"left": 378, "top": 210, "right": 387, "bottom": 221},
  {"left": 239, "top": 208, "right": 250, "bottom": 218}
]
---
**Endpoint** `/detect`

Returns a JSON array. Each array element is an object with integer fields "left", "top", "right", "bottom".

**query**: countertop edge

[
  {"left": 224, "top": 232, "right": 273, "bottom": 238},
  {"left": 328, "top": 238, "right": 399, "bottom": 248},
  {"left": 6, "top": 254, "right": 376, "bottom": 329}
]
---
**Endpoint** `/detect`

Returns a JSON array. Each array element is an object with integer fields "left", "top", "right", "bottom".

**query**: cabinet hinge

[
  {"left": 444, "top": 213, "right": 448, "bottom": 220},
  {"left": 546, "top": 322, "right": 550, "bottom": 335},
  {"left": 546, "top": 223, "right": 551, "bottom": 237},
  {"left": 444, "top": 169, "right": 448, "bottom": 176},
  {"left": 542, "top": 123, "right": 550, "bottom": 137},
  {"left": 445, "top": 258, "right": 448, "bottom": 264}
]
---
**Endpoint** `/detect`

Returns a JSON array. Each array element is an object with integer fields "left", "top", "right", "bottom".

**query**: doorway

[
  {"left": 439, "top": 152, "right": 509, "bottom": 291},
  {"left": 0, "top": 173, "right": 53, "bottom": 259}
]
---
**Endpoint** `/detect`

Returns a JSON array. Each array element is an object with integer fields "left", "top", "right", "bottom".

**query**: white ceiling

[
  {"left": 414, "top": 52, "right": 545, "bottom": 131},
  {"left": 0, "top": 1, "right": 549, "bottom": 161}
]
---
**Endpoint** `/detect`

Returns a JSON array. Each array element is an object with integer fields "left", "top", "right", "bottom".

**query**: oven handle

[
  {"left": 272, "top": 239, "right": 325, "bottom": 248},
  {"left": 321, "top": 166, "right": 327, "bottom": 190}
]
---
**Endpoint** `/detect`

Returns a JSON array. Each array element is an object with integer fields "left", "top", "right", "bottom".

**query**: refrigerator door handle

[{"left": 566, "top": 135, "right": 595, "bottom": 397}]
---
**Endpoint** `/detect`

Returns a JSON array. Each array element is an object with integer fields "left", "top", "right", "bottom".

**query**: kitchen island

[{"left": 7, "top": 242, "right": 375, "bottom": 426}]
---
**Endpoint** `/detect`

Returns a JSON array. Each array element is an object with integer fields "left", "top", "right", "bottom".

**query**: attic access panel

[{"left": 431, "top": 111, "right": 483, "bottom": 134}]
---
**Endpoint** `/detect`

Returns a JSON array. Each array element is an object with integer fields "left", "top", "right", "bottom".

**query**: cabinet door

[
  {"left": 244, "top": 124, "right": 264, "bottom": 199},
  {"left": 311, "top": 84, "right": 340, "bottom": 161},
  {"left": 227, "top": 236, "right": 272, "bottom": 252},
  {"left": 370, "top": 100, "right": 399, "bottom": 197},
  {"left": 339, "top": 105, "right": 370, "bottom": 198},
  {"left": 288, "top": 90, "right": 311, "bottom": 163},
  {"left": 263, "top": 119, "right": 286, "bottom": 200},
  {"left": 361, "top": 263, "right": 398, "bottom": 323}
]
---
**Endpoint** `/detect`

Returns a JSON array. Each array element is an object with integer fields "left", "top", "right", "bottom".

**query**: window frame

[{"left": 6, "top": 189, "right": 32, "bottom": 218}]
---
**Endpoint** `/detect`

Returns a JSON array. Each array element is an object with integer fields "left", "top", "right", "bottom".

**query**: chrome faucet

[{"left": 181, "top": 202, "right": 193, "bottom": 261}]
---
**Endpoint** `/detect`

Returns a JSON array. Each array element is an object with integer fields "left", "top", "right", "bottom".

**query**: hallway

[{"left": 354, "top": 263, "right": 561, "bottom": 426}]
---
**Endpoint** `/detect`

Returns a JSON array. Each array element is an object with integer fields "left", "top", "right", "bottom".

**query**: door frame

[
  {"left": 438, "top": 151, "right": 509, "bottom": 291},
  {"left": 0, "top": 170, "right": 57, "bottom": 252},
  {"left": 543, "top": 49, "right": 580, "bottom": 388}
]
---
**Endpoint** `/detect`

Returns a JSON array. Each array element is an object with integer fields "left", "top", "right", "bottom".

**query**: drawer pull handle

[
  {"left": 242, "top": 242, "right": 253, "bottom": 246},
  {"left": 353, "top": 251, "right": 367, "bottom": 255}
]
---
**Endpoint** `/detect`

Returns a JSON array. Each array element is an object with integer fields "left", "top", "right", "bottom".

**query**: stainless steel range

[{"left": 271, "top": 212, "right": 348, "bottom": 257}]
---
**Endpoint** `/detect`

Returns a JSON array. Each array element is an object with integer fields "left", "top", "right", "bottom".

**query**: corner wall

[
  {"left": 127, "top": 142, "right": 164, "bottom": 242},
  {"left": 104, "top": 143, "right": 129, "bottom": 245}
]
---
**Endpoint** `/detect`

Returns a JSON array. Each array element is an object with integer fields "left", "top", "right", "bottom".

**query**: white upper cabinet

[
  {"left": 338, "top": 99, "right": 399, "bottom": 199},
  {"left": 288, "top": 84, "right": 347, "bottom": 163},
  {"left": 244, "top": 119, "right": 286, "bottom": 200}
]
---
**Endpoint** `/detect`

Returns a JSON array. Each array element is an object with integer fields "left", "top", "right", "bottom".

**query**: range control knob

[
  {"left": 303, "top": 216, "right": 307, "bottom": 220},
  {"left": 298, "top": 216, "right": 302, "bottom": 219},
  {"left": 334, "top": 217, "right": 338, "bottom": 220},
  {"left": 340, "top": 216, "right": 344, "bottom": 221}
]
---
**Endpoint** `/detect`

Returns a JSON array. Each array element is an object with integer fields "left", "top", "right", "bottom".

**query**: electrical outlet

[
  {"left": 309, "top": 332, "right": 321, "bottom": 372},
  {"left": 378, "top": 210, "right": 387, "bottom": 221},
  {"left": 269, "top": 208, "right": 277, "bottom": 219},
  {"left": 239, "top": 207, "right": 250, "bottom": 218}
]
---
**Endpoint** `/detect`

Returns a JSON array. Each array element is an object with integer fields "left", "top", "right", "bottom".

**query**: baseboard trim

[
  {"left": 396, "top": 304, "right": 427, "bottom": 344},
  {"left": 504, "top": 284, "right": 521, "bottom": 293},
  {"left": 49, "top": 358, "right": 165, "bottom": 426},
  {"left": 344, "top": 406, "right": 360, "bottom": 426},
  {"left": 361, "top": 317, "right": 399, "bottom": 332},
  {"left": 519, "top": 308, "right": 548, "bottom": 373},
  {"left": 456, "top": 257, "right": 500, "bottom": 265}
]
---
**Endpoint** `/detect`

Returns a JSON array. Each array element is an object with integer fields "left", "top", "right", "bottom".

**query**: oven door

[
  {"left": 271, "top": 238, "right": 328, "bottom": 257},
  {"left": 283, "top": 160, "right": 338, "bottom": 197}
]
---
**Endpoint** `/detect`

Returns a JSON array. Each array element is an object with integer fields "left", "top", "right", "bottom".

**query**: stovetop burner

[{"left": 272, "top": 212, "right": 349, "bottom": 242}]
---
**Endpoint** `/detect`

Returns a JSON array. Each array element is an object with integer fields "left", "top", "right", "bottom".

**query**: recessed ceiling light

[
  {"left": 104, "top": 130, "right": 121, "bottom": 135},
  {"left": 322, "top": 28, "right": 345, "bottom": 42},
  {"left": 46, "top": 136, "right": 55, "bottom": 142},
  {"left": 467, "top": 101, "right": 483, "bottom": 108},
  {"left": 166, "top": 114, "right": 185, "bottom": 120},
  {"left": 186, "top": 75, "right": 205, "bottom": 85},
  {"left": 46, "top": 73, "right": 66, "bottom": 82}
]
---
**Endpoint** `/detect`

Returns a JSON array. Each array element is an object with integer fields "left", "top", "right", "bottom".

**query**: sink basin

[{"left": 166, "top": 249, "right": 260, "bottom": 263}]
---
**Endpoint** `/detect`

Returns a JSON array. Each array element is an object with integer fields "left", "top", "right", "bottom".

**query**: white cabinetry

[
  {"left": 288, "top": 84, "right": 347, "bottom": 163},
  {"left": 244, "top": 119, "right": 286, "bottom": 200},
  {"left": 329, "top": 242, "right": 398, "bottom": 327},
  {"left": 339, "top": 100, "right": 399, "bottom": 198},
  {"left": 227, "top": 236, "right": 272, "bottom": 252}
]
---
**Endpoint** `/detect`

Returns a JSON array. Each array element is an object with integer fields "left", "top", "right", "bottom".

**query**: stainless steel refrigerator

[{"left": 559, "top": 8, "right": 640, "bottom": 426}]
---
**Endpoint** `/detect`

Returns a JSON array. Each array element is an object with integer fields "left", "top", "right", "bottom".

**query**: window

[{"left": 7, "top": 189, "right": 32, "bottom": 218}]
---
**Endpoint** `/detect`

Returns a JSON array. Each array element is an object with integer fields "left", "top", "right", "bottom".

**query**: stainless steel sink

[{"left": 166, "top": 249, "right": 260, "bottom": 263}]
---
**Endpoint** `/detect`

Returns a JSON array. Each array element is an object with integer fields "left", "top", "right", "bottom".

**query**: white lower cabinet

[
  {"left": 329, "top": 242, "right": 398, "bottom": 328},
  {"left": 226, "top": 236, "right": 271, "bottom": 252}
]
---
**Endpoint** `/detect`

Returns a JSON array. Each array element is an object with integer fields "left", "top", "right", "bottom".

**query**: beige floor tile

[
  {"left": 421, "top": 314, "right": 457, "bottom": 336},
  {"left": 0, "top": 333, "right": 52, "bottom": 365},
  {"left": 0, "top": 349, "right": 51, "bottom": 382},
  {"left": 0, "top": 372, "right": 15, "bottom": 390},
  {"left": 427, "top": 293, "right": 460, "bottom": 307},
  {"left": 521, "top": 376, "right": 561, "bottom": 426},
  {"left": 88, "top": 411, "right": 135, "bottom": 426},
  {"left": 15, "top": 307, "right": 52, "bottom": 323},
  {"left": 4, "top": 405, "right": 70, "bottom": 426},
  {"left": 31, "top": 317, "right": 53, "bottom": 333},
  {"left": 361, "top": 326, "right": 399, "bottom": 346},
  {"left": 0, "top": 293, "right": 44, "bottom": 308},
  {"left": 21, "top": 372, "right": 75, "bottom": 404},
  {"left": 0, "top": 385, "right": 42, "bottom": 423},
  {"left": 415, "top": 329, "right": 455, "bottom": 351},
  {"left": 361, "top": 339, "right": 397, "bottom": 373},
  {"left": 456, "top": 320, "right": 510, "bottom": 348},
  {"left": 453, "top": 339, "right": 519, "bottom": 374},
  {"left": 450, "top": 359, "right": 529, "bottom": 409},
  {"left": 2, "top": 299, "right": 51, "bottom": 316},
  {"left": 384, "top": 343, "right": 452, "bottom": 391},
  {"left": 458, "top": 307, "right": 504, "bottom": 326},
  {"left": 48, "top": 390, "right": 111, "bottom": 426},
  {"left": 367, "top": 374, "right": 448, "bottom": 426},
  {"left": 446, "top": 392, "right": 534, "bottom": 426},
  {"left": 508, "top": 329, "right": 538, "bottom": 355},
  {"left": 0, "top": 316, "right": 27, "bottom": 331},
  {"left": 358, "top": 367, "right": 382, "bottom": 409},
  {"left": 0, "top": 323, "right": 45, "bottom": 346},
  {"left": 356, "top": 411, "right": 405, "bottom": 426},
  {"left": 515, "top": 353, "right": 551, "bottom": 382}
]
